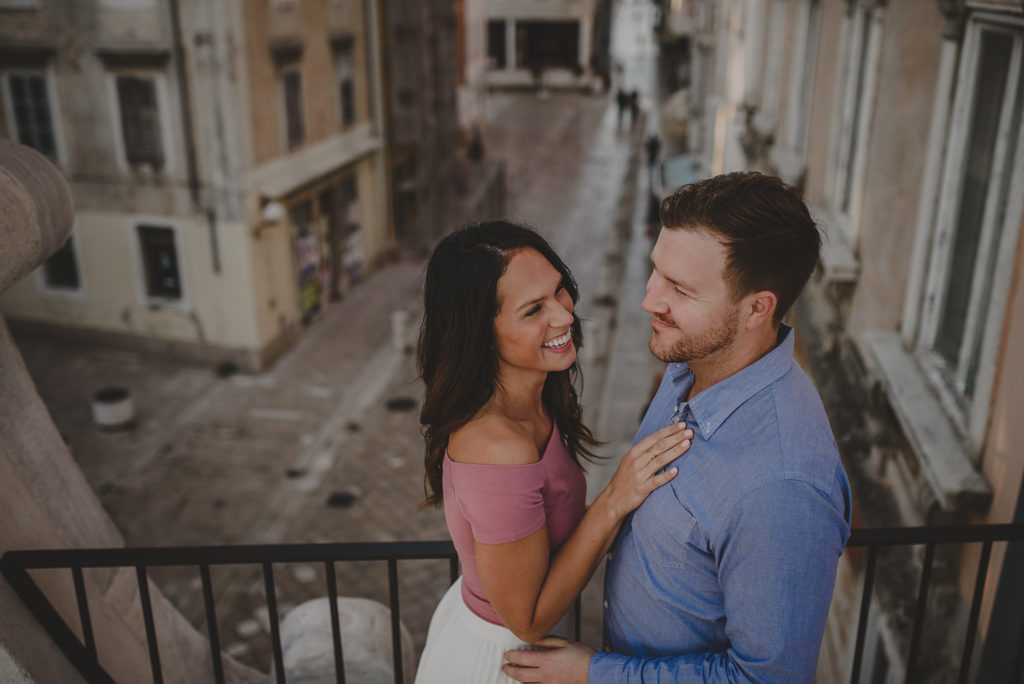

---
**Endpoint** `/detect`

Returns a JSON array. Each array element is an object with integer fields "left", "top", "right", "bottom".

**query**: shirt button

[
  {"left": 607, "top": 552, "right": 613, "bottom": 561},
  {"left": 603, "top": 600, "right": 609, "bottom": 609}
]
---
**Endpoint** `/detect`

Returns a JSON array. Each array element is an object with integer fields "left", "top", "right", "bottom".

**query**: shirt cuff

[{"left": 588, "top": 652, "right": 630, "bottom": 683}]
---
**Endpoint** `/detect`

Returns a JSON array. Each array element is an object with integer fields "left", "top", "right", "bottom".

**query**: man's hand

[{"left": 502, "top": 637, "right": 595, "bottom": 683}]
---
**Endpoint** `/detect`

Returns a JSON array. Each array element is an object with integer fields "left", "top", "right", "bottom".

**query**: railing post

[
  {"left": 263, "top": 562, "right": 287, "bottom": 684},
  {"left": 135, "top": 565, "right": 163, "bottom": 684},
  {"left": 199, "top": 563, "right": 226, "bottom": 684},
  {"left": 324, "top": 561, "right": 347, "bottom": 684},
  {"left": 387, "top": 559, "right": 404, "bottom": 684},
  {"left": 904, "top": 543, "right": 936, "bottom": 684},
  {"left": 958, "top": 541, "right": 992, "bottom": 684},
  {"left": 71, "top": 566, "right": 97, "bottom": 661},
  {"left": 850, "top": 546, "right": 877, "bottom": 684}
]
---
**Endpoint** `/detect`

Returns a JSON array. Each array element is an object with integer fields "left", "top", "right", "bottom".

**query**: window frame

[
  {"left": 106, "top": 68, "right": 174, "bottom": 173},
  {"left": 755, "top": 0, "right": 788, "bottom": 132},
  {"left": 826, "top": 3, "right": 885, "bottom": 251},
  {"left": 784, "top": 0, "right": 821, "bottom": 166},
  {"left": 130, "top": 217, "right": 188, "bottom": 308},
  {"left": 279, "top": 63, "right": 305, "bottom": 150},
  {"left": 2, "top": 66, "right": 65, "bottom": 164},
  {"left": 333, "top": 43, "right": 356, "bottom": 130},
  {"left": 913, "top": 14, "right": 1024, "bottom": 452},
  {"left": 34, "top": 228, "right": 85, "bottom": 299}
]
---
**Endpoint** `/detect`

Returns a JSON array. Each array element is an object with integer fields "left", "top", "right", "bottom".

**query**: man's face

[{"left": 642, "top": 227, "right": 741, "bottom": 364}]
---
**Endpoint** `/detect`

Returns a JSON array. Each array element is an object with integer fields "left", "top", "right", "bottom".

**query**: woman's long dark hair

[{"left": 417, "top": 220, "right": 600, "bottom": 506}]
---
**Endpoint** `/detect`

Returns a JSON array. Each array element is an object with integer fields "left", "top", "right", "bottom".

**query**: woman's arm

[{"left": 475, "top": 422, "right": 692, "bottom": 643}]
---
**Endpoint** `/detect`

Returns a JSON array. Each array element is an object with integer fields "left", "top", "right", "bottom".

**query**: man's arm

[{"left": 506, "top": 479, "right": 849, "bottom": 684}]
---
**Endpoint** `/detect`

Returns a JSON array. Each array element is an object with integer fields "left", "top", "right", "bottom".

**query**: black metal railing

[
  {"left": 1, "top": 541, "right": 461, "bottom": 684},
  {"left": 845, "top": 523, "right": 1024, "bottom": 684},
  {"left": 2, "top": 524, "right": 1022, "bottom": 684}
]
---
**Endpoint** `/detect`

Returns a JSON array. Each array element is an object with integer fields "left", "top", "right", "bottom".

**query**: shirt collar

[{"left": 666, "top": 324, "right": 796, "bottom": 439}]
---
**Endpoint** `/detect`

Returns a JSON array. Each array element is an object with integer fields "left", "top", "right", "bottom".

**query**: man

[{"left": 503, "top": 172, "right": 851, "bottom": 683}]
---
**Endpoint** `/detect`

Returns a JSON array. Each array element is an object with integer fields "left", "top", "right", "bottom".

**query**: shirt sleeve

[
  {"left": 449, "top": 463, "right": 546, "bottom": 544},
  {"left": 589, "top": 479, "right": 849, "bottom": 683}
]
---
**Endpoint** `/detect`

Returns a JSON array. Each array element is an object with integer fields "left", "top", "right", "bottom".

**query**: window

[
  {"left": 138, "top": 225, "right": 182, "bottom": 300},
  {"left": 915, "top": 19, "right": 1024, "bottom": 438},
  {"left": 772, "top": 0, "right": 822, "bottom": 183},
  {"left": 4, "top": 71, "right": 57, "bottom": 159},
  {"left": 116, "top": 75, "right": 164, "bottom": 167},
  {"left": 516, "top": 21, "right": 579, "bottom": 72},
  {"left": 42, "top": 235, "right": 81, "bottom": 291},
  {"left": 488, "top": 20, "right": 506, "bottom": 69},
  {"left": 787, "top": 0, "right": 820, "bottom": 159},
  {"left": 829, "top": 4, "right": 883, "bottom": 248},
  {"left": 334, "top": 46, "right": 355, "bottom": 129},
  {"left": 282, "top": 67, "right": 304, "bottom": 149},
  {"left": 756, "top": 0, "right": 787, "bottom": 130}
]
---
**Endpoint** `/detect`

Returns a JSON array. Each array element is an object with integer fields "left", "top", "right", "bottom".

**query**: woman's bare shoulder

[{"left": 448, "top": 415, "right": 540, "bottom": 466}]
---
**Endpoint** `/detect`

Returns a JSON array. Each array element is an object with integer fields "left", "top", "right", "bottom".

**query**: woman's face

[{"left": 493, "top": 248, "right": 576, "bottom": 379}]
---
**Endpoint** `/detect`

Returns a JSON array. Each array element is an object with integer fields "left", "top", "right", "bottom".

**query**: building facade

[
  {"left": 0, "top": 0, "right": 392, "bottom": 370},
  {"left": 382, "top": 0, "right": 464, "bottom": 250},
  {"left": 484, "top": 0, "right": 600, "bottom": 90},
  {"left": 683, "top": 0, "right": 1024, "bottom": 681}
]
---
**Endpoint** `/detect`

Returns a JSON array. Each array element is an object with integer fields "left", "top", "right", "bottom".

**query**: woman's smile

[{"left": 542, "top": 331, "right": 573, "bottom": 351}]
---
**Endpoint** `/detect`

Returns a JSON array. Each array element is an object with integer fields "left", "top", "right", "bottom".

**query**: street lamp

[{"left": 253, "top": 198, "right": 286, "bottom": 238}]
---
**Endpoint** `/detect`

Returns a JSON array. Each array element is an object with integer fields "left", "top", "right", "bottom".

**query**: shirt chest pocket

[{"left": 631, "top": 487, "right": 699, "bottom": 569}]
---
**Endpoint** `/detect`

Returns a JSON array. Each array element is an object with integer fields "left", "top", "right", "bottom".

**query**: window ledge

[
  {"left": 95, "top": 46, "right": 171, "bottom": 69},
  {"left": 809, "top": 205, "right": 859, "bottom": 287},
  {"left": 819, "top": 234, "right": 859, "bottom": 286},
  {"left": 860, "top": 331, "right": 992, "bottom": 513},
  {"left": 0, "top": 43, "right": 57, "bottom": 67},
  {"left": 246, "top": 122, "right": 382, "bottom": 199}
]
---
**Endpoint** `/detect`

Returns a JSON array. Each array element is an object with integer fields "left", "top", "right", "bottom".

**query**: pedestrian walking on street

[
  {"left": 628, "top": 90, "right": 640, "bottom": 127},
  {"left": 414, "top": 221, "right": 693, "bottom": 683},
  {"left": 645, "top": 133, "right": 661, "bottom": 169},
  {"left": 644, "top": 192, "right": 661, "bottom": 243},
  {"left": 615, "top": 88, "right": 628, "bottom": 127}
]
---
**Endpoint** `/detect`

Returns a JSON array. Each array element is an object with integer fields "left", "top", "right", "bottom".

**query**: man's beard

[{"left": 649, "top": 307, "right": 740, "bottom": 364}]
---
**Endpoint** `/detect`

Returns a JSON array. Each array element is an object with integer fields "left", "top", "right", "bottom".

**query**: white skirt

[{"left": 414, "top": 578, "right": 574, "bottom": 684}]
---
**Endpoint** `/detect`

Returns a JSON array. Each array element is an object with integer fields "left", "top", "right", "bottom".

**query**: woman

[{"left": 414, "top": 221, "right": 692, "bottom": 683}]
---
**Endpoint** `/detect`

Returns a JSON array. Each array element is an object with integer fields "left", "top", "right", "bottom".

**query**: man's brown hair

[{"left": 660, "top": 171, "right": 821, "bottom": 324}]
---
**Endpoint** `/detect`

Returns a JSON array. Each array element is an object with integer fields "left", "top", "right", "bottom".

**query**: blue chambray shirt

[{"left": 590, "top": 325, "right": 851, "bottom": 683}]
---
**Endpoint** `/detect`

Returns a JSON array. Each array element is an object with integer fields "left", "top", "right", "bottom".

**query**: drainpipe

[{"left": 169, "top": 0, "right": 221, "bottom": 274}]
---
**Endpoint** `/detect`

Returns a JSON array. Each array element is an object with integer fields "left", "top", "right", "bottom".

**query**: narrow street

[{"left": 15, "top": 1, "right": 667, "bottom": 673}]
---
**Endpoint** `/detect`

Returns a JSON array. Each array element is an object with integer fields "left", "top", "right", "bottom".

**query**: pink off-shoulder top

[{"left": 442, "top": 422, "right": 587, "bottom": 625}]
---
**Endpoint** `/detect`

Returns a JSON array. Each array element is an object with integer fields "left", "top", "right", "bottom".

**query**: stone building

[
  {"left": 484, "top": 0, "right": 601, "bottom": 91},
  {"left": 381, "top": 0, "right": 462, "bottom": 250},
  {"left": 0, "top": 0, "right": 392, "bottom": 371},
  {"left": 680, "top": 0, "right": 1024, "bottom": 680}
]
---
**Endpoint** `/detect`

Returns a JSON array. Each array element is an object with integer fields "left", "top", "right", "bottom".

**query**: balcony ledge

[{"left": 860, "top": 330, "right": 992, "bottom": 513}]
